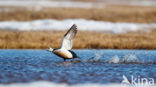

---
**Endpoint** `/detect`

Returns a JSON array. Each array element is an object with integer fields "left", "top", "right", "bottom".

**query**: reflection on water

[{"left": 0, "top": 49, "right": 155, "bottom": 84}]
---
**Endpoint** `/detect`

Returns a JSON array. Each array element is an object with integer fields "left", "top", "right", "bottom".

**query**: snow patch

[
  {"left": 0, "top": 81, "right": 155, "bottom": 87},
  {"left": 0, "top": 0, "right": 104, "bottom": 8},
  {"left": 0, "top": 19, "right": 155, "bottom": 33},
  {"left": 0, "top": 0, "right": 155, "bottom": 9}
]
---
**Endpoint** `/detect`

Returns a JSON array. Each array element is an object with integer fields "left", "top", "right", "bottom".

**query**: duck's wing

[{"left": 61, "top": 24, "right": 77, "bottom": 50}]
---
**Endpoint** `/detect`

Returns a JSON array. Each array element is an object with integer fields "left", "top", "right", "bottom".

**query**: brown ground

[
  {"left": 0, "top": 30, "right": 155, "bottom": 49},
  {"left": 0, "top": 5, "right": 156, "bottom": 23}
]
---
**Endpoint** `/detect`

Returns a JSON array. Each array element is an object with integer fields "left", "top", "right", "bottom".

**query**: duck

[{"left": 47, "top": 24, "right": 79, "bottom": 61}]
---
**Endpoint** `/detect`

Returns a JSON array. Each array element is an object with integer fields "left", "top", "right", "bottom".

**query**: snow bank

[
  {"left": 0, "top": 81, "right": 155, "bottom": 87},
  {"left": 0, "top": 19, "right": 155, "bottom": 33},
  {"left": 0, "top": 0, "right": 155, "bottom": 9},
  {"left": 0, "top": 0, "right": 103, "bottom": 8}
]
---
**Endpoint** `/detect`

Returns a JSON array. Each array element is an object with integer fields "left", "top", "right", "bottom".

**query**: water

[{"left": 0, "top": 49, "right": 155, "bottom": 86}]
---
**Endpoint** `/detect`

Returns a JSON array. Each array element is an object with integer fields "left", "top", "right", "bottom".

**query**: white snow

[
  {"left": 0, "top": 0, "right": 155, "bottom": 9},
  {"left": 0, "top": 81, "right": 155, "bottom": 87},
  {"left": 0, "top": 0, "right": 104, "bottom": 8},
  {"left": 0, "top": 19, "right": 155, "bottom": 33}
]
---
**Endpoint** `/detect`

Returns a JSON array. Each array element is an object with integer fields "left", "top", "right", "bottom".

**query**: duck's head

[{"left": 47, "top": 47, "right": 54, "bottom": 52}]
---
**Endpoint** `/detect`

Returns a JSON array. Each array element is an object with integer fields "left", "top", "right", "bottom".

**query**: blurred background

[
  {"left": 0, "top": 1, "right": 156, "bottom": 86},
  {"left": 0, "top": 0, "right": 155, "bottom": 49}
]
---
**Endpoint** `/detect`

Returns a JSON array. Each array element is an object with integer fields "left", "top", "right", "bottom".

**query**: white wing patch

[{"left": 61, "top": 24, "right": 77, "bottom": 50}]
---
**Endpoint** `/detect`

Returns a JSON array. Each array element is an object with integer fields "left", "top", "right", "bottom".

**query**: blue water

[{"left": 0, "top": 49, "right": 155, "bottom": 84}]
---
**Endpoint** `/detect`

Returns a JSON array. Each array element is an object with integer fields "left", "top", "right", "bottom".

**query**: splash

[
  {"left": 108, "top": 55, "right": 120, "bottom": 63},
  {"left": 106, "top": 53, "right": 141, "bottom": 64},
  {"left": 121, "top": 53, "right": 139, "bottom": 64},
  {"left": 60, "top": 58, "right": 82, "bottom": 66},
  {"left": 86, "top": 52, "right": 103, "bottom": 63}
]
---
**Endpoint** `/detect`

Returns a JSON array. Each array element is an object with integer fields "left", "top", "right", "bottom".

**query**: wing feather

[{"left": 61, "top": 24, "right": 77, "bottom": 50}]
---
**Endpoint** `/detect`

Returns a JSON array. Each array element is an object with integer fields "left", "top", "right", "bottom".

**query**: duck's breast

[{"left": 53, "top": 49, "right": 73, "bottom": 59}]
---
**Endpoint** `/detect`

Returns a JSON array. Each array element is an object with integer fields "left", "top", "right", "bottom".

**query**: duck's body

[
  {"left": 47, "top": 24, "right": 79, "bottom": 61},
  {"left": 53, "top": 49, "right": 73, "bottom": 59},
  {"left": 52, "top": 49, "right": 78, "bottom": 61}
]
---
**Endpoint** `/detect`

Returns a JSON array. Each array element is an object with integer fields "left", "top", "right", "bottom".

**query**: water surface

[{"left": 0, "top": 49, "right": 155, "bottom": 85}]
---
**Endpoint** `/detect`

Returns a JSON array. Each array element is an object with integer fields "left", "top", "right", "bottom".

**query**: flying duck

[{"left": 47, "top": 24, "right": 79, "bottom": 61}]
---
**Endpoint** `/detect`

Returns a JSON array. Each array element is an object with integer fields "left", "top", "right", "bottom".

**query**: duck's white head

[{"left": 47, "top": 47, "right": 54, "bottom": 52}]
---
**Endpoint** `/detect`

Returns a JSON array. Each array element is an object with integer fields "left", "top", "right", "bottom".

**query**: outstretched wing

[{"left": 61, "top": 24, "right": 77, "bottom": 50}]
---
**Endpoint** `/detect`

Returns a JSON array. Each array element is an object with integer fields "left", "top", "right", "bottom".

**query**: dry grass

[
  {"left": 0, "top": 30, "right": 155, "bottom": 49},
  {"left": 0, "top": 5, "right": 156, "bottom": 23}
]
